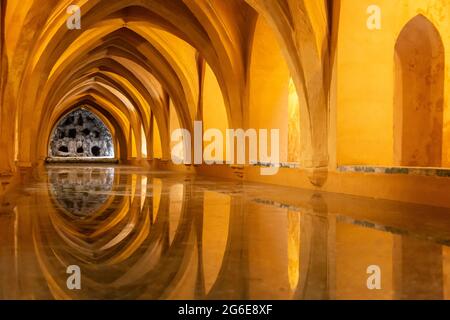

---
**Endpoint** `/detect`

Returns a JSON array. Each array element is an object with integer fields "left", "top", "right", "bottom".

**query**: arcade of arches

[{"left": 1, "top": 0, "right": 450, "bottom": 300}]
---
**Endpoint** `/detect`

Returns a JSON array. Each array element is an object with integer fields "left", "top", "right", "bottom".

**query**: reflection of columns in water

[
  {"left": 295, "top": 194, "right": 330, "bottom": 300},
  {"left": 10, "top": 167, "right": 59, "bottom": 299},
  {"left": 13, "top": 171, "right": 202, "bottom": 299},
  {"left": 287, "top": 210, "right": 300, "bottom": 292},
  {"left": 0, "top": 205, "right": 18, "bottom": 299},
  {"left": 191, "top": 183, "right": 206, "bottom": 299},
  {"left": 245, "top": 199, "right": 294, "bottom": 299},
  {"left": 159, "top": 180, "right": 208, "bottom": 300},
  {"left": 207, "top": 196, "right": 249, "bottom": 299},
  {"left": 393, "top": 236, "right": 443, "bottom": 300},
  {"left": 201, "top": 191, "right": 231, "bottom": 296},
  {"left": 143, "top": 180, "right": 197, "bottom": 299},
  {"left": 3, "top": 169, "right": 341, "bottom": 300}
]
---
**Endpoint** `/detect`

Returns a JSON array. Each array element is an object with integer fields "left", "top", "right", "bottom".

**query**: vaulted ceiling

[{"left": 0, "top": 0, "right": 333, "bottom": 175}]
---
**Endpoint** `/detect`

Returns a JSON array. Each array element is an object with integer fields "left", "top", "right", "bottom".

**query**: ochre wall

[
  {"left": 203, "top": 63, "right": 228, "bottom": 162},
  {"left": 153, "top": 117, "right": 163, "bottom": 159},
  {"left": 170, "top": 100, "right": 184, "bottom": 161},
  {"left": 337, "top": 0, "right": 450, "bottom": 167},
  {"left": 288, "top": 79, "right": 301, "bottom": 163},
  {"left": 394, "top": 15, "right": 444, "bottom": 167},
  {"left": 248, "top": 16, "right": 290, "bottom": 163}
]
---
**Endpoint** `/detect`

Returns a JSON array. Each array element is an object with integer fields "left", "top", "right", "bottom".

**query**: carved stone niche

[{"left": 48, "top": 108, "right": 114, "bottom": 158}]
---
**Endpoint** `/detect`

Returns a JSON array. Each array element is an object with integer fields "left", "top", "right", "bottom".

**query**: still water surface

[{"left": 1, "top": 165, "right": 450, "bottom": 299}]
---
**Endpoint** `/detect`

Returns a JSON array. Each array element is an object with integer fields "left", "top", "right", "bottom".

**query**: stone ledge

[
  {"left": 338, "top": 165, "right": 450, "bottom": 177},
  {"left": 46, "top": 157, "right": 119, "bottom": 164},
  {"left": 250, "top": 161, "right": 301, "bottom": 169}
]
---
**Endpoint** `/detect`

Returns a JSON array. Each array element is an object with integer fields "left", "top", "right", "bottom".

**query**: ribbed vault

[{"left": 0, "top": 0, "right": 332, "bottom": 185}]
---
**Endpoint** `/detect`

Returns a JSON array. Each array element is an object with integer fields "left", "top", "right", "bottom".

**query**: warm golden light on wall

[
  {"left": 141, "top": 126, "right": 148, "bottom": 158},
  {"left": 288, "top": 78, "right": 301, "bottom": 164}
]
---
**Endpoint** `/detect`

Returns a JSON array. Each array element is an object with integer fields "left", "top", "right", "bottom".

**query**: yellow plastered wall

[
  {"left": 203, "top": 63, "right": 229, "bottom": 162},
  {"left": 152, "top": 117, "right": 162, "bottom": 159},
  {"left": 170, "top": 100, "right": 183, "bottom": 161},
  {"left": 288, "top": 79, "right": 301, "bottom": 163},
  {"left": 5, "top": 0, "right": 33, "bottom": 59},
  {"left": 337, "top": 0, "right": 450, "bottom": 166},
  {"left": 248, "top": 16, "right": 290, "bottom": 163},
  {"left": 131, "top": 127, "right": 138, "bottom": 158},
  {"left": 141, "top": 125, "right": 147, "bottom": 158},
  {"left": 146, "top": 28, "right": 199, "bottom": 119}
]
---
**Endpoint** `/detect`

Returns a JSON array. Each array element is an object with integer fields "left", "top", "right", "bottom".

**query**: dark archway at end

[
  {"left": 394, "top": 14, "right": 445, "bottom": 167},
  {"left": 48, "top": 107, "right": 115, "bottom": 160}
]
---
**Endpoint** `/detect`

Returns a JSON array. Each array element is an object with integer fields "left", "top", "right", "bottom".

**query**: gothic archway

[
  {"left": 394, "top": 15, "right": 445, "bottom": 167},
  {"left": 48, "top": 108, "right": 115, "bottom": 159}
]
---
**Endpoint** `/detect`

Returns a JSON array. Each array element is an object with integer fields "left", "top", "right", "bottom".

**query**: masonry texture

[{"left": 49, "top": 108, "right": 114, "bottom": 158}]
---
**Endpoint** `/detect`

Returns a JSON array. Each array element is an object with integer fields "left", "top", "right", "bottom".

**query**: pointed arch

[
  {"left": 48, "top": 107, "right": 115, "bottom": 160},
  {"left": 394, "top": 14, "right": 445, "bottom": 167}
]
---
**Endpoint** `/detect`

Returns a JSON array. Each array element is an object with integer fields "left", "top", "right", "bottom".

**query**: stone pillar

[
  {"left": 148, "top": 112, "right": 154, "bottom": 160},
  {"left": 0, "top": 0, "right": 12, "bottom": 175}
]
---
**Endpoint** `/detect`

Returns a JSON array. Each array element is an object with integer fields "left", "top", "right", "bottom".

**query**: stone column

[{"left": 0, "top": 0, "right": 12, "bottom": 175}]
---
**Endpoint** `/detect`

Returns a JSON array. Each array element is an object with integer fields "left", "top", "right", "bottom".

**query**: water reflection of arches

[
  {"left": 48, "top": 167, "right": 115, "bottom": 217},
  {"left": 28, "top": 169, "right": 236, "bottom": 299},
  {"left": 3, "top": 167, "right": 450, "bottom": 299},
  {"left": 10, "top": 167, "right": 333, "bottom": 300}
]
